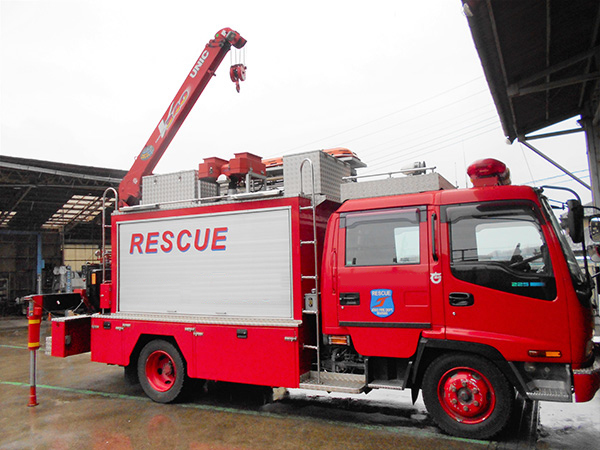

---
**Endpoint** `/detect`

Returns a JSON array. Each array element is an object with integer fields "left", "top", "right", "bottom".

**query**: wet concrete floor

[{"left": 0, "top": 318, "right": 595, "bottom": 449}]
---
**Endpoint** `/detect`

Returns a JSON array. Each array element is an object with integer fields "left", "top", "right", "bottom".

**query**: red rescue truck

[
  {"left": 46, "top": 153, "right": 599, "bottom": 439},
  {"left": 39, "top": 28, "right": 600, "bottom": 440}
]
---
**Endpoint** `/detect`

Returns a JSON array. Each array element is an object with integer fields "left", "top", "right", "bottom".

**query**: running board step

[
  {"left": 368, "top": 379, "right": 406, "bottom": 390},
  {"left": 299, "top": 371, "right": 367, "bottom": 394},
  {"left": 524, "top": 380, "right": 573, "bottom": 402}
]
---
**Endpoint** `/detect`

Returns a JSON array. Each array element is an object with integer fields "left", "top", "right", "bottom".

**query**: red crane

[{"left": 118, "top": 28, "right": 247, "bottom": 207}]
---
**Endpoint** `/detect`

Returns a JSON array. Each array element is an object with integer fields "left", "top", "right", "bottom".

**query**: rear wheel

[
  {"left": 422, "top": 353, "right": 513, "bottom": 439},
  {"left": 138, "top": 340, "right": 187, "bottom": 403}
]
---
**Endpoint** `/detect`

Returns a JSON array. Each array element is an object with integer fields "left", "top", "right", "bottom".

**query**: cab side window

[
  {"left": 344, "top": 208, "right": 421, "bottom": 266},
  {"left": 445, "top": 201, "right": 556, "bottom": 300}
]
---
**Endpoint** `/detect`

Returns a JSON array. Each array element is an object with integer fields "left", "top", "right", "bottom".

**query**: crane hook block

[{"left": 230, "top": 64, "right": 247, "bottom": 93}]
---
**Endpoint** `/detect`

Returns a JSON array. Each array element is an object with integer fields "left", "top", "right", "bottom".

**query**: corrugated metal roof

[
  {"left": 0, "top": 156, "right": 126, "bottom": 235},
  {"left": 463, "top": 0, "right": 600, "bottom": 141}
]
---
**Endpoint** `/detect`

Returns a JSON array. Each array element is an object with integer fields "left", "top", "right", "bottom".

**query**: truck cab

[{"left": 318, "top": 166, "right": 598, "bottom": 439}]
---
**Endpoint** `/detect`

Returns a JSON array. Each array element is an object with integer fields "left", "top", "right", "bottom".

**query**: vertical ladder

[
  {"left": 101, "top": 188, "right": 118, "bottom": 311},
  {"left": 299, "top": 158, "right": 321, "bottom": 383}
]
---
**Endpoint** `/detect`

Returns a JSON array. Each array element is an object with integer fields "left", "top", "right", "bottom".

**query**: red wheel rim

[
  {"left": 437, "top": 367, "right": 496, "bottom": 424},
  {"left": 145, "top": 350, "right": 176, "bottom": 392}
]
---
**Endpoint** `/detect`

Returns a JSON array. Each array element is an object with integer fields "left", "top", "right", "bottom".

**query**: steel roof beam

[
  {"left": 0, "top": 161, "right": 122, "bottom": 184},
  {"left": 508, "top": 73, "right": 600, "bottom": 98},
  {"left": 507, "top": 46, "right": 600, "bottom": 96},
  {"left": 518, "top": 138, "right": 591, "bottom": 190},
  {"left": 0, "top": 186, "right": 32, "bottom": 225}
]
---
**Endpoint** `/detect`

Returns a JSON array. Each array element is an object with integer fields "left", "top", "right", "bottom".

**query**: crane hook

[{"left": 230, "top": 64, "right": 247, "bottom": 93}]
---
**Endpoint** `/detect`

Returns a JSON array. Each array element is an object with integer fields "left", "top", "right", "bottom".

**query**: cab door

[
  {"left": 440, "top": 201, "right": 570, "bottom": 360},
  {"left": 336, "top": 206, "right": 431, "bottom": 358}
]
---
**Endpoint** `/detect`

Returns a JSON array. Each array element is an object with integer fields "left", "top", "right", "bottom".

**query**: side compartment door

[
  {"left": 91, "top": 317, "right": 126, "bottom": 365},
  {"left": 191, "top": 326, "right": 300, "bottom": 387},
  {"left": 336, "top": 206, "right": 431, "bottom": 358}
]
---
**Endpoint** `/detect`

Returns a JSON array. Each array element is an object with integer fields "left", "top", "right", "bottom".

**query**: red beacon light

[{"left": 467, "top": 158, "right": 512, "bottom": 187}]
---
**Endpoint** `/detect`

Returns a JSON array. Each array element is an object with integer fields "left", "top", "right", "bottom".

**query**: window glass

[
  {"left": 539, "top": 196, "right": 586, "bottom": 284},
  {"left": 539, "top": 196, "right": 591, "bottom": 308},
  {"left": 345, "top": 208, "right": 420, "bottom": 266},
  {"left": 447, "top": 202, "right": 556, "bottom": 300}
]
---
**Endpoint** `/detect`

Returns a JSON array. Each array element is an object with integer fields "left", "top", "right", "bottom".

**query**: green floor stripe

[
  {"left": 0, "top": 380, "right": 490, "bottom": 446},
  {"left": 0, "top": 380, "right": 143, "bottom": 401}
]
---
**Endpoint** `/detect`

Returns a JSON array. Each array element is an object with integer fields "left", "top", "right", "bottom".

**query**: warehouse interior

[{"left": 0, "top": 155, "right": 125, "bottom": 313}]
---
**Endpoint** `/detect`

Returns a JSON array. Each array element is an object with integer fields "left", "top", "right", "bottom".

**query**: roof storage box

[
  {"left": 340, "top": 172, "right": 454, "bottom": 201},
  {"left": 283, "top": 150, "right": 352, "bottom": 203}
]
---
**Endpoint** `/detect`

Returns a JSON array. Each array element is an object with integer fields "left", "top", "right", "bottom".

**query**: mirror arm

[
  {"left": 541, "top": 185, "right": 589, "bottom": 277},
  {"left": 540, "top": 185, "right": 581, "bottom": 202}
]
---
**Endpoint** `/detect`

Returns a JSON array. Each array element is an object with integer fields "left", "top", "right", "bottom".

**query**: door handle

[
  {"left": 431, "top": 213, "right": 438, "bottom": 262},
  {"left": 332, "top": 249, "right": 338, "bottom": 294},
  {"left": 449, "top": 292, "right": 474, "bottom": 307},
  {"left": 340, "top": 292, "right": 360, "bottom": 305}
]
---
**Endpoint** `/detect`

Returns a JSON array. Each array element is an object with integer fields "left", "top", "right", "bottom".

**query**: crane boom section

[{"left": 119, "top": 28, "right": 247, "bottom": 207}]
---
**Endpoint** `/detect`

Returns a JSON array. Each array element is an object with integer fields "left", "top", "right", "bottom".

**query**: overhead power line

[
  {"left": 364, "top": 114, "right": 500, "bottom": 166},
  {"left": 279, "top": 76, "right": 486, "bottom": 154},
  {"left": 359, "top": 103, "right": 495, "bottom": 154},
  {"left": 523, "top": 169, "right": 590, "bottom": 185},
  {"left": 333, "top": 89, "right": 490, "bottom": 148},
  {"left": 365, "top": 124, "right": 501, "bottom": 173}
]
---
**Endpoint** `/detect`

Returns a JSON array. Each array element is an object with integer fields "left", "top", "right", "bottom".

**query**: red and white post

[{"left": 27, "top": 295, "right": 43, "bottom": 407}]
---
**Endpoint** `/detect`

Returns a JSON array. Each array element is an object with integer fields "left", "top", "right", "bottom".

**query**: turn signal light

[
  {"left": 327, "top": 335, "right": 350, "bottom": 346},
  {"left": 528, "top": 350, "right": 562, "bottom": 358}
]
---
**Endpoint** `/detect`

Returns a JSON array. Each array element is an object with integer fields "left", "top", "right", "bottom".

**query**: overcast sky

[{"left": 1, "top": 0, "right": 591, "bottom": 205}]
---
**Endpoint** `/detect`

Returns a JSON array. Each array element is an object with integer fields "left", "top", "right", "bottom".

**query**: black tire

[
  {"left": 138, "top": 339, "right": 187, "bottom": 403},
  {"left": 422, "top": 353, "right": 514, "bottom": 439}
]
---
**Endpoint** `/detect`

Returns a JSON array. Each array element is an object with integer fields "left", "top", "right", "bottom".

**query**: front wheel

[
  {"left": 422, "top": 353, "right": 513, "bottom": 439},
  {"left": 138, "top": 340, "right": 187, "bottom": 403}
]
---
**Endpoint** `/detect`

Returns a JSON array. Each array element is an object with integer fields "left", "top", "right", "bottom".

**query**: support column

[
  {"left": 582, "top": 117, "right": 600, "bottom": 207},
  {"left": 36, "top": 233, "right": 43, "bottom": 294}
]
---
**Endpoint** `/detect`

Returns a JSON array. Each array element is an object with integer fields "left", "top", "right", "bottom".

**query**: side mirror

[
  {"left": 566, "top": 199, "right": 584, "bottom": 243},
  {"left": 588, "top": 244, "right": 600, "bottom": 263},
  {"left": 590, "top": 216, "right": 600, "bottom": 243}
]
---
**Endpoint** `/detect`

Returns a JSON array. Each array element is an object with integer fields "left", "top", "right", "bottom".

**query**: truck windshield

[{"left": 540, "top": 195, "right": 587, "bottom": 286}]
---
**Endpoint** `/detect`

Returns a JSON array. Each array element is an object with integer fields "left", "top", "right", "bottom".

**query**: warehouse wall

[
  {"left": 0, "top": 232, "right": 62, "bottom": 312},
  {"left": 64, "top": 244, "right": 102, "bottom": 271}
]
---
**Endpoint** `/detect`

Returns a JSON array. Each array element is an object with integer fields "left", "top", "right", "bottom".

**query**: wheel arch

[{"left": 409, "top": 338, "right": 526, "bottom": 402}]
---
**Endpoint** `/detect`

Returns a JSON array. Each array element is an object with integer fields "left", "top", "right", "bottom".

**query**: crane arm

[{"left": 118, "top": 28, "right": 247, "bottom": 207}]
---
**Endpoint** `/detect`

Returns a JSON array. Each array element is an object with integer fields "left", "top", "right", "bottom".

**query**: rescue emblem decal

[
  {"left": 430, "top": 272, "right": 442, "bottom": 284},
  {"left": 370, "top": 289, "right": 394, "bottom": 318}
]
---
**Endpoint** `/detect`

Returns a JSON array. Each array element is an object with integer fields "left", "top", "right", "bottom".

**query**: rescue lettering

[{"left": 129, "top": 227, "right": 228, "bottom": 254}]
